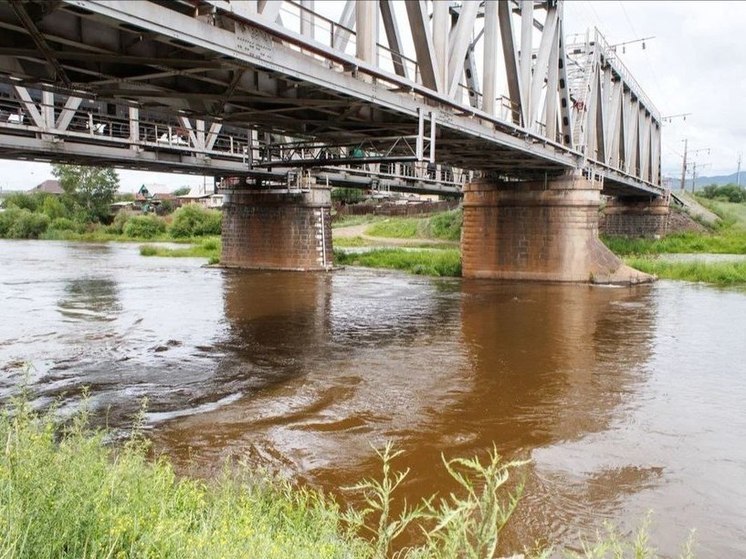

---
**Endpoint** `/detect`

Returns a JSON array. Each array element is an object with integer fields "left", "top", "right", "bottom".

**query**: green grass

[
  {"left": 139, "top": 237, "right": 221, "bottom": 264},
  {"left": 602, "top": 232, "right": 746, "bottom": 256},
  {"left": 332, "top": 236, "right": 370, "bottom": 248},
  {"left": 426, "top": 209, "right": 463, "bottom": 241},
  {"left": 331, "top": 214, "right": 387, "bottom": 229},
  {"left": 603, "top": 199, "right": 746, "bottom": 264},
  {"left": 0, "top": 396, "right": 364, "bottom": 559},
  {"left": 697, "top": 198, "right": 746, "bottom": 230},
  {"left": 41, "top": 227, "right": 193, "bottom": 244},
  {"left": 364, "top": 210, "right": 462, "bottom": 242},
  {"left": 0, "top": 393, "right": 696, "bottom": 559},
  {"left": 335, "top": 248, "right": 461, "bottom": 277},
  {"left": 366, "top": 217, "right": 421, "bottom": 238},
  {"left": 625, "top": 256, "right": 746, "bottom": 285}
]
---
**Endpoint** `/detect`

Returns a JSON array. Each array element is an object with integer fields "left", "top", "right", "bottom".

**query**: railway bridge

[{"left": 0, "top": 0, "right": 666, "bottom": 282}]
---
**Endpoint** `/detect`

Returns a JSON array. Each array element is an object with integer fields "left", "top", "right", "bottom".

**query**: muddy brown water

[{"left": 1, "top": 240, "right": 745, "bottom": 557}]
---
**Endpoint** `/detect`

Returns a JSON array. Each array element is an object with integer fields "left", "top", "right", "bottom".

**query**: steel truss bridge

[{"left": 0, "top": 0, "right": 663, "bottom": 198}]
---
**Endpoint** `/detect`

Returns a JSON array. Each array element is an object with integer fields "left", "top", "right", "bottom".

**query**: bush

[
  {"left": 123, "top": 215, "right": 166, "bottom": 239},
  {"left": 1, "top": 208, "right": 50, "bottom": 239},
  {"left": 49, "top": 217, "right": 81, "bottom": 232},
  {"left": 3, "top": 192, "right": 44, "bottom": 212},
  {"left": 331, "top": 188, "right": 363, "bottom": 204},
  {"left": 426, "top": 209, "right": 462, "bottom": 241},
  {"left": 170, "top": 204, "right": 222, "bottom": 238},
  {"left": 108, "top": 210, "right": 134, "bottom": 234},
  {"left": 0, "top": 207, "right": 20, "bottom": 236},
  {"left": 41, "top": 196, "right": 68, "bottom": 220},
  {"left": 700, "top": 184, "right": 746, "bottom": 203}
]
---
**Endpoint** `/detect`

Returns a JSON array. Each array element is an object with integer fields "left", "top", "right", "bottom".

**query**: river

[{"left": 1, "top": 240, "right": 745, "bottom": 557}]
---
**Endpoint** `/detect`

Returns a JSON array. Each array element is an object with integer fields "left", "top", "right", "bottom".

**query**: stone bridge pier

[
  {"left": 461, "top": 172, "right": 652, "bottom": 284},
  {"left": 221, "top": 186, "right": 333, "bottom": 271},
  {"left": 600, "top": 195, "right": 670, "bottom": 238}
]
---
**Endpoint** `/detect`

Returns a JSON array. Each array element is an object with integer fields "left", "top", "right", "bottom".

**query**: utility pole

[
  {"left": 691, "top": 161, "right": 697, "bottom": 193},
  {"left": 738, "top": 152, "right": 742, "bottom": 187},
  {"left": 680, "top": 139, "right": 688, "bottom": 191},
  {"left": 690, "top": 161, "right": 711, "bottom": 193}
]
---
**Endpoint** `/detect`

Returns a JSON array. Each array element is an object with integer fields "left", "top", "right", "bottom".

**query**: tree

[{"left": 52, "top": 164, "right": 120, "bottom": 223}]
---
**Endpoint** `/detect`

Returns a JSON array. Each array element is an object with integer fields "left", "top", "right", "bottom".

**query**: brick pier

[
  {"left": 221, "top": 187, "right": 333, "bottom": 271},
  {"left": 462, "top": 173, "right": 652, "bottom": 283},
  {"left": 600, "top": 195, "right": 670, "bottom": 238}
]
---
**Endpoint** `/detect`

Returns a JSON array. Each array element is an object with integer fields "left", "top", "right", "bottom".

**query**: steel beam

[
  {"left": 482, "top": 1, "right": 499, "bottom": 116},
  {"left": 447, "top": 0, "right": 479, "bottom": 99}
]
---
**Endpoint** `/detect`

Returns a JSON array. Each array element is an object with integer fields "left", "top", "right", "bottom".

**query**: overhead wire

[{"left": 617, "top": 1, "right": 664, "bottom": 100}]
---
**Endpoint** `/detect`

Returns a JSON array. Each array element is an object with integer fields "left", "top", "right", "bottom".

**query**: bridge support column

[
  {"left": 461, "top": 173, "right": 652, "bottom": 284},
  {"left": 600, "top": 195, "right": 670, "bottom": 238},
  {"left": 221, "top": 187, "right": 333, "bottom": 271}
]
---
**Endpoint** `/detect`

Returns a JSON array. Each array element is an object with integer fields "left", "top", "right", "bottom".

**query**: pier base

[
  {"left": 461, "top": 173, "right": 652, "bottom": 284},
  {"left": 221, "top": 187, "right": 333, "bottom": 271}
]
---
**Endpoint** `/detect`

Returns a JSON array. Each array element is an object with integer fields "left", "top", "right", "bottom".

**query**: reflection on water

[
  {"left": 58, "top": 278, "right": 122, "bottom": 321},
  {"left": 1, "top": 240, "right": 746, "bottom": 556}
]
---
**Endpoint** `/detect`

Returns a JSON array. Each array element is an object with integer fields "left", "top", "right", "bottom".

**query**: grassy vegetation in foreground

[
  {"left": 335, "top": 247, "right": 461, "bottom": 277},
  {"left": 625, "top": 257, "right": 746, "bottom": 285},
  {"left": 0, "top": 395, "right": 696, "bottom": 559},
  {"left": 140, "top": 237, "right": 221, "bottom": 264}
]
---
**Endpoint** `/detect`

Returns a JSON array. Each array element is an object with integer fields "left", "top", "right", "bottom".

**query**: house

[
  {"left": 179, "top": 183, "right": 224, "bottom": 209},
  {"left": 132, "top": 184, "right": 183, "bottom": 214},
  {"left": 31, "top": 179, "right": 63, "bottom": 195}
]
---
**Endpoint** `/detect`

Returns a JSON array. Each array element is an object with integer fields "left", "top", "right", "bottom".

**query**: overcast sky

[
  {"left": 562, "top": 0, "right": 744, "bottom": 181},
  {"left": 0, "top": 0, "right": 741, "bottom": 191}
]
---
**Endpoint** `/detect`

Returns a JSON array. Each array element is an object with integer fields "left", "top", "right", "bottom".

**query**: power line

[
  {"left": 617, "top": 1, "right": 664, "bottom": 98},
  {"left": 618, "top": 1, "right": 639, "bottom": 36},
  {"left": 584, "top": 1, "right": 604, "bottom": 31}
]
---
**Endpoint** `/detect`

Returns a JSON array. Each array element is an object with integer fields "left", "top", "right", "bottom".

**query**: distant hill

[
  {"left": 693, "top": 172, "right": 744, "bottom": 189},
  {"left": 664, "top": 171, "right": 745, "bottom": 191}
]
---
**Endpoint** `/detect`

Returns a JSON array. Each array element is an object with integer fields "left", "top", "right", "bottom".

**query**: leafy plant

[
  {"left": 1, "top": 208, "right": 50, "bottom": 238},
  {"left": 123, "top": 215, "right": 167, "bottom": 239},
  {"left": 170, "top": 204, "right": 222, "bottom": 237},
  {"left": 52, "top": 164, "right": 120, "bottom": 223}
]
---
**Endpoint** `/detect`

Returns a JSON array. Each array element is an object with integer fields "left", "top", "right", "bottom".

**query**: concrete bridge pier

[
  {"left": 600, "top": 195, "right": 670, "bottom": 238},
  {"left": 461, "top": 172, "right": 652, "bottom": 284},
  {"left": 221, "top": 186, "right": 333, "bottom": 271}
]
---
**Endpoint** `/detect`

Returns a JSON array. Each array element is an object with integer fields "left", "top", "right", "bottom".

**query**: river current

[{"left": 1, "top": 240, "right": 745, "bottom": 557}]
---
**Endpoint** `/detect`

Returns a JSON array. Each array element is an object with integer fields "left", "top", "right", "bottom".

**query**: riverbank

[
  {"left": 1, "top": 396, "right": 692, "bottom": 559},
  {"left": 332, "top": 200, "right": 746, "bottom": 285},
  {"left": 139, "top": 237, "right": 221, "bottom": 264},
  {"left": 607, "top": 198, "right": 746, "bottom": 284}
]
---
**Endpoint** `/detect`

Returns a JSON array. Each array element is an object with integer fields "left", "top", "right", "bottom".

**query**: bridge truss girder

[{"left": 0, "top": 0, "right": 663, "bottom": 196}]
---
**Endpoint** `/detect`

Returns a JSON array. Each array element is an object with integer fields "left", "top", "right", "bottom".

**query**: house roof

[{"left": 31, "top": 179, "right": 63, "bottom": 195}]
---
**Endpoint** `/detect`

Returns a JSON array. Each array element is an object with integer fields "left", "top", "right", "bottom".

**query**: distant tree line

[
  {"left": 699, "top": 183, "right": 746, "bottom": 204},
  {"left": 0, "top": 164, "right": 220, "bottom": 240}
]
